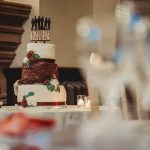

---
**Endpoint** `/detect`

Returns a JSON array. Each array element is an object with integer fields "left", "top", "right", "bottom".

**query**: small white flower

[
  {"left": 23, "top": 57, "right": 29, "bottom": 63},
  {"left": 27, "top": 97, "right": 37, "bottom": 107},
  {"left": 51, "top": 79, "right": 59, "bottom": 86}
]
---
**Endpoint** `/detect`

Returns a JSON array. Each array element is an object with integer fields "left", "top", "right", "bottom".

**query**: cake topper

[{"left": 31, "top": 16, "right": 51, "bottom": 43}]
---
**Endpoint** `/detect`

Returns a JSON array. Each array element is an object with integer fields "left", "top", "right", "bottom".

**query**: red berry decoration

[
  {"left": 21, "top": 96, "right": 28, "bottom": 108},
  {"left": 27, "top": 50, "right": 35, "bottom": 61},
  {"left": 51, "top": 73, "right": 57, "bottom": 79}
]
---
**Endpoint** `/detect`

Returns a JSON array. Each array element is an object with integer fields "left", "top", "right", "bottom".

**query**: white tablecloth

[{"left": 0, "top": 105, "right": 108, "bottom": 113}]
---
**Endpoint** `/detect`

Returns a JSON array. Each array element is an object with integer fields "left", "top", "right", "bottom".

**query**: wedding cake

[{"left": 14, "top": 17, "right": 66, "bottom": 107}]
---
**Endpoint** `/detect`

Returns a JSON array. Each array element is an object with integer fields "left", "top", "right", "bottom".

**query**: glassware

[
  {"left": 77, "top": 95, "right": 85, "bottom": 107},
  {"left": 84, "top": 96, "right": 91, "bottom": 108}
]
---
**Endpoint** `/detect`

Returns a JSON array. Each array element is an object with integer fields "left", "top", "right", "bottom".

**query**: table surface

[
  {"left": 0, "top": 105, "right": 149, "bottom": 136},
  {"left": 0, "top": 105, "right": 113, "bottom": 128},
  {"left": 0, "top": 105, "right": 111, "bottom": 113}
]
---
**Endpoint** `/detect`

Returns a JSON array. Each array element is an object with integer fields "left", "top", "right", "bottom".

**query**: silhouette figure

[
  {"left": 31, "top": 18, "right": 34, "bottom": 30},
  {"left": 41, "top": 16, "right": 44, "bottom": 30},
  {"left": 31, "top": 16, "right": 51, "bottom": 30},
  {"left": 34, "top": 16, "right": 38, "bottom": 30},
  {"left": 48, "top": 18, "right": 51, "bottom": 30},
  {"left": 38, "top": 16, "right": 41, "bottom": 30},
  {"left": 44, "top": 18, "right": 48, "bottom": 30}
]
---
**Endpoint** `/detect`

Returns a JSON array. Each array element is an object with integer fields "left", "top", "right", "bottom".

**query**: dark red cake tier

[{"left": 19, "top": 59, "right": 58, "bottom": 84}]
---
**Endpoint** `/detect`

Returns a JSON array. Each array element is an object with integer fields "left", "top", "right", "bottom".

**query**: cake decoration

[
  {"left": 44, "top": 80, "right": 60, "bottom": 92},
  {"left": 52, "top": 73, "right": 57, "bottom": 79},
  {"left": 21, "top": 92, "right": 34, "bottom": 108},
  {"left": 25, "top": 92, "right": 34, "bottom": 98},
  {"left": 47, "top": 81, "right": 55, "bottom": 92},
  {"left": 21, "top": 96, "right": 28, "bottom": 108},
  {"left": 31, "top": 16, "right": 51, "bottom": 42},
  {"left": 27, "top": 50, "right": 41, "bottom": 60},
  {"left": 24, "top": 50, "right": 41, "bottom": 68},
  {"left": 55, "top": 85, "right": 60, "bottom": 92}
]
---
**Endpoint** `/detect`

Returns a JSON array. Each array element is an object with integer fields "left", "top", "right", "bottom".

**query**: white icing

[
  {"left": 27, "top": 97, "right": 37, "bottom": 106},
  {"left": 13, "top": 80, "right": 19, "bottom": 96},
  {"left": 17, "top": 84, "right": 66, "bottom": 103},
  {"left": 27, "top": 43, "right": 55, "bottom": 59}
]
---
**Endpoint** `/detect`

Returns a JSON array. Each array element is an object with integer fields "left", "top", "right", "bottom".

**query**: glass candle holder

[{"left": 77, "top": 95, "right": 85, "bottom": 107}]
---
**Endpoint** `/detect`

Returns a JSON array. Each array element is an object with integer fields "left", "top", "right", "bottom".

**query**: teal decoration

[
  {"left": 25, "top": 53, "right": 40, "bottom": 68},
  {"left": 55, "top": 85, "right": 60, "bottom": 93},
  {"left": 24, "top": 92, "right": 34, "bottom": 98},
  {"left": 34, "top": 54, "right": 40, "bottom": 59},
  {"left": 28, "top": 92, "right": 34, "bottom": 97},
  {"left": 47, "top": 81, "right": 55, "bottom": 92},
  {"left": 46, "top": 80, "right": 60, "bottom": 93}
]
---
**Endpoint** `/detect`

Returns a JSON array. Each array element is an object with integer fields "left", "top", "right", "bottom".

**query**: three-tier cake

[{"left": 14, "top": 17, "right": 66, "bottom": 107}]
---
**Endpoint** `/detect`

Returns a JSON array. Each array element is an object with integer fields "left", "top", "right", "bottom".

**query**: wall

[{"left": 40, "top": 0, "right": 93, "bottom": 67}]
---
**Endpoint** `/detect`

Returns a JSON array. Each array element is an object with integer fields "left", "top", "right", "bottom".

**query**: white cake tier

[
  {"left": 17, "top": 84, "right": 66, "bottom": 106},
  {"left": 27, "top": 43, "right": 55, "bottom": 59}
]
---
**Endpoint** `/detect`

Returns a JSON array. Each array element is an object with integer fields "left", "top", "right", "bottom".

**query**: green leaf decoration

[
  {"left": 47, "top": 84, "right": 51, "bottom": 91},
  {"left": 55, "top": 86, "right": 60, "bottom": 93},
  {"left": 51, "top": 85, "right": 55, "bottom": 92},
  {"left": 28, "top": 92, "right": 34, "bottom": 96},
  {"left": 26, "top": 92, "right": 34, "bottom": 98},
  {"left": 46, "top": 80, "right": 61, "bottom": 93},
  {"left": 58, "top": 86, "right": 60, "bottom": 92},
  {"left": 34, "top": 54, "right": 40, "bottom": 59},
  {"left": 47, "top": 82, "right": 55, "bottom": 92},
  {"left": 25, "top": 60, "right": 32, "bottom": 68}
]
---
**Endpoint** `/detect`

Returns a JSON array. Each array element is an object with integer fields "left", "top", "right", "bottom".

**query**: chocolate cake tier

[{"left": 19, "top": 59, "right": 58, "bottom": 84}]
